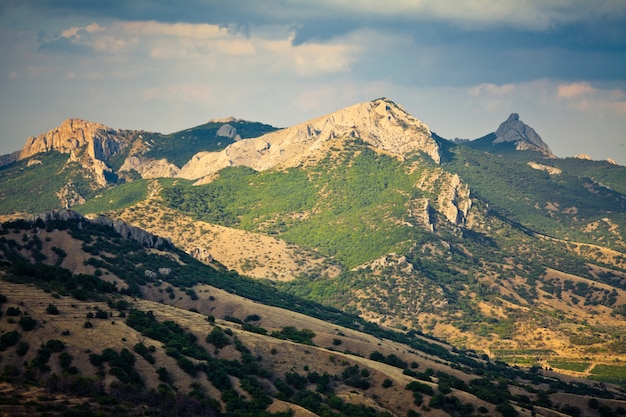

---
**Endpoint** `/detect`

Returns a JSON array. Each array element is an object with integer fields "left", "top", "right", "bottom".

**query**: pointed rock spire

[{"left": 493, "top": 113, "right": 552, "bottom": 155}]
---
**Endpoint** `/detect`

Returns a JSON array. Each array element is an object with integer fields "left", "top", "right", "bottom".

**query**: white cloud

[
  {"left": 557, "top": 82, "right": 626, "bottom": 114},
  {"left": 44, "top": 20, "right": 362, "bottom": 78}
]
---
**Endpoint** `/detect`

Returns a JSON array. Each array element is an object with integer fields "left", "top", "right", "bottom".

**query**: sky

[{"left": 1, "top": 1, "right": 625, "bottom": 165}]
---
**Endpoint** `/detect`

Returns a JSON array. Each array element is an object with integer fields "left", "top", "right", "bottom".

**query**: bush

[
  {"left": 6, "top": 307, "right": 20, "bottom": 316},
  {"left": 18, "top": 316, "right": 37, "bottom": 331},
  {"left": 46, "top": 304, "right": 60, "bottom": 315},
  {"left": 206, "top": 326, "right": 230, "bottom": 349},
  {"left": 0, "top": 330, "right": 20, "bottom": 350},
  {"left": 16, "top": 341, "right": 29, "bottom": 356},
  {"left": 406, "top": 381, "right": 434, "bottom": 396}
]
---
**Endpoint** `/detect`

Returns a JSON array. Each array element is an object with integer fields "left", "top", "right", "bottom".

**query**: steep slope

[
  {"left": 2, "top": 214, "right": 626, "bottom": 417},
  {"left": 178, "top": 98, "right": 441, "bottom": 182},
  {"left": 493, "top": 113, "right": 553, "bottom": 154},
  {"left": 464, "top": 113, "right": 553, "bottom": 157},
  {"left": 17, "top": 118, "right": 137, "bottom": 187}
]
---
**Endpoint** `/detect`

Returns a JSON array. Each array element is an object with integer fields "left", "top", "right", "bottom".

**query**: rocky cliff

[
  {"left": 20, "top": 118, "right": 131, "bottom": 161},
  {"left": 493, "top": 113, "right": 553, "bottom": 154},
  {"left": 18, "top": 118, "right": 136, "bottom": 187},
  {"left": 35, "top": 209, "right": 170, "bottom": 249},
  {"left": 178, "top": 98, "right": 441, "bottom": 181}
]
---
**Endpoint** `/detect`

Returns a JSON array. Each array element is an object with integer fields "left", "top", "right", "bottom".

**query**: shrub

[
  {"left": 46, "top": 304, "right": 60, "bottom": 315},
  {"left": 18, "top": 316, "right": 37, "bottom": 331},
  {"left": 206, "top": 326, "right": 230, "bottom": 349},
  {"left": 6, "top": 307, "right": 20, "bottom": 316},
  {"left": 0, "top": 330, "right": 20, "bottom": 350},
  {"left": 16, "top": 341, "right": 29, "bottom": 356}
]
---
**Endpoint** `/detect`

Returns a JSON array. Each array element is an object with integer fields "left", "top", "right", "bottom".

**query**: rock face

[
  {"left": 216, "top": 124, "right": 242, "bottom": 141},
  {"left": 35, "top": 209, "right": 170, "bottom": 249},
  {"left": 119, "top": 156, "right": 181, "bottom": 178},
  {"left": 189, "top": 247, "right": 214, "bottom": 263},
  {"left": 19, "top": 118, "right": 135, "bottom": 187},
  {"left": 415, "top": 169, "right": 472, "bottom": 227},
  {"left": 179, "top": 98, "right": 441, "bottom": 181},
  {"left": 20, "top": 118, "right": 130, "bottom": 161},
  {"left": 91, "top": 215, "right": 172, "bottom": 249},
  {"left": 494, "top": 113, "right": 552, "bottom": 154}
]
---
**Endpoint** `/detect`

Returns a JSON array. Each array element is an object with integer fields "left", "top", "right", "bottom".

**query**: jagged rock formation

[
  {"left": 18, "top": 118, "right": 135, "bottom": 187},
  {"left": 494, "top": 113, "right": 553, "bottom": 154},
  {"left": 415, "top": 169, "right": 472, "bottom": 227},
  {"left": 189, "top": 247, "right": 214, "bottom": 263},
  {"left": 119, "top": 156, "right": 181, "bottom": 178},
  {"left": 34, "top": 209, "right": 170, "bottom": 249},
  {"left": 216, "top": 124, "right": 242, "bottom": 141},
  {"left": 178, "top": 98, "right": 441, "bottom": 181},
  {"left": 90, "top": 215, "right": 172, "bottom": 249},
  {"left": 20, "top": 118, "right": 130, "bottom": 161}
]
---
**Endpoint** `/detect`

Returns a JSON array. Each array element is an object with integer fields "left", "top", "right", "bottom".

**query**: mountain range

[{"left": 1, "top": 98, "right": 626, "bottom": 416}]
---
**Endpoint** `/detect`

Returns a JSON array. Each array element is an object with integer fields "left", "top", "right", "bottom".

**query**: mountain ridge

[
  {"left": 3, "top": 99, "right": 620, "bottom": 178},
  {"left": 2, "top": 98, "right": 626, "bottom": 416}
]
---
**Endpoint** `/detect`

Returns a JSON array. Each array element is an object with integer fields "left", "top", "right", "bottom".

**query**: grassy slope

[
  {"left": 444, "top": 144, "right": 626, "bottom": 250},
  {"left": 1, "top": 216, "right": 625, "bottom": 417},
  {"left": 162, "top": 143, "right": 431, "bottom": 268}
]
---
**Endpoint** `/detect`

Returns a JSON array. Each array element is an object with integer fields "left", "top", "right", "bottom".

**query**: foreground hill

[
  {"left": 1, "top": 213, "right": 626, "bottom": 417},
  {"left": 1, "top": 98, "right": 626, "bottom": 387}
]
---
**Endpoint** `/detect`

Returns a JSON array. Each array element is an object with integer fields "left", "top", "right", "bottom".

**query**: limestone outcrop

[
  {"left": 19, "top": 118, "right": 135, "bottom": 187},
  {"left": 494, "top": 113, "right": 553, "bottom": 155},
  {"left": 414, "top": 169, "right": 472, "bottom": 227},
  {"left": 34, "top": 209, "right": 171, "bottom": 249},
  {"left": 91, "top": 215, "right": 172, "bottom": 249},
  {"left": 216, "top": 123, "right": 242, "bottom": 141},
  {"left": 178, "top": 98, "right": 441, "bottom": 181},
  {"left": 20, "top": 118, "right": 130, "bottom": 161},
  {"left": 119, "top": 156, "right": 181, "bottom": 178}
]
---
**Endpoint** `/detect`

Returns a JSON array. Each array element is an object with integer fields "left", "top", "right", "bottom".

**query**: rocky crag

[
  {"left": 493, "top": 113, "right": 553, "bottom": 154},
  {"left": 178, "top": 98, "right": 442, "bottom": 182}
]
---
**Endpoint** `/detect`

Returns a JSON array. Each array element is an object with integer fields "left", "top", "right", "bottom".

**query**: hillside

[
  {"left": 1, "top": 214, "right": 626, "bottom": 417},
  {"left": 1, "top": 97, "right": 626, "bottom": 401}
]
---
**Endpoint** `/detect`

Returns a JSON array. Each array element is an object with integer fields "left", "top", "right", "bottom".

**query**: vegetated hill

[
  {"left": 2, "top": 97, "right": 626, "bottom": 388},
  {"left": 90, "top": 102, "right": 626, "bottom": 371},
  {"left": 1, "top": 214, "right": 626, "bottom": 417},
  {"left": 0, "top": 117, "right": 277, "bottom": 214}
]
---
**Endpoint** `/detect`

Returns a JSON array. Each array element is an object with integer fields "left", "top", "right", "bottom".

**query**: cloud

[
  {"left": 466, "top": 80, "right": 626, "bottom": 120},
  {"left": 37, "top": 20, "right": 362, "bottom": 78},
  {"left": 557, "top": 82, "right": 626, "bottom": 114}
]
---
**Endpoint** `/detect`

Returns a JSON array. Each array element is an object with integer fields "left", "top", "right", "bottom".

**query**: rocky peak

[
  {"left": 493, "top": 113, "right": 552, "bottom": 154},
  {"left": 19, "top": 118, "right": 136, "bottom": 187},
  {"left": 179, "top": 98, "right": 441, "bottom": 181},
  {"left": 20, "top": 118, "right": 131, "bottom": 162}
]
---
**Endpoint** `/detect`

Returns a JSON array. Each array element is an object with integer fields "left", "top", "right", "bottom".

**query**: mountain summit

[
  {"left": 179, "top": 98, "right": 441, "bottom": 182},
  {"left": 493, "top": 113, "right": 552, "bottom": 154}
]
